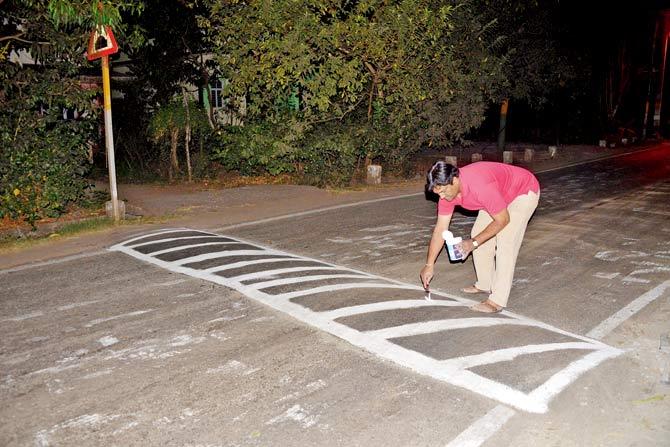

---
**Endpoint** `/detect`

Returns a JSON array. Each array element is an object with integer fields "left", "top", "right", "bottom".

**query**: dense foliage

[
  {"left": 0, "top": 0, "right": 142, "bottom": 226},
  {"left": 202, "top": 0, "right": 507, "bottom": 182},
  {"left": 1, "top": 0, "right": 606, "bottom": 226}
]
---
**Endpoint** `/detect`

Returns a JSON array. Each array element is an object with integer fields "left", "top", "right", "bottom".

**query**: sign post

[{"left": 87, "top": 25, "right": 121, "bottom": 221}]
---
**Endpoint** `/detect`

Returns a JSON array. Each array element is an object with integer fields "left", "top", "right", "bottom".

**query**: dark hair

[{"left": 426, "top": 161, "right": 459, "bottom": 191}]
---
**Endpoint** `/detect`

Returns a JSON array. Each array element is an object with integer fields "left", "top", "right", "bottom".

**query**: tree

[
  {"left": 477, "top": 1, "right": 583, "bottom": 147},
  {"left": 0, "top": 0, "right": 143, "bottom": 226},
  {"left": 201, "top": 0, "right": 506, "bottom": 176},
  {"left": 114, "top": 0, "right": 213, "bottom": 180}
]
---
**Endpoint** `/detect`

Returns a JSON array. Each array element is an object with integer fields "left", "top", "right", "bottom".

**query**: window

[{"left": 210, "top": 79, "right": 225, "bottom": 109}]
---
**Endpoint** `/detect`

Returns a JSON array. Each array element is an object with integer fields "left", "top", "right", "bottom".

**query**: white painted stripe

[
  {"left": 440, "top": 369, "right": 548, "bottom": 413},
  {"left": 230, "top": 266, "right": 345, "bottom": 282},
  {"left": 365, "top": 318, "right": 535, "bottom": 339},
  {"left": 444, "top": 279, "right": 668, "bottom": 447},
  {"left": 441, "top": 342, "right": 597, "bottom": 370},
  {"left": 274, "top": 283, "right": 421, "bottom": 301},
  {"left": 2, "top": 311, "right": 45, "bottom": 322},
  {"left": 203, "top": 257, "right": 300, "bottom": 273},
  {"left": 321, "top": 299, "right": 464, "bottom": 319},
  {"left": 587, "top": 280, "right": 670, "bottom": 339},
  {"left": 110, "top": 240, "right": 619, "bottom": 414},
  {"left": 129, "top": 235, "right": 231, "bottom": 249},
  {"left": 57, "top": 300, "right": 101, "bottom": 311},
  {"left": 146, "top": 241, "right": 240, "bottom": 256},
  {"left": 209, "top": 144, "right": 664, "bottom": 232},
  {"left": 496, "top": 309, "right": 611, "bottom": 348},
  {"left": 252, "top": 274, "right": 374, "bottom": 290},
  {"left": 527, "top": 347, "right": 622, "bottom": 404},
  {"left": 173, "top": 249, "right": 281, "bottom": 266},
  {"left": 83, "top": 309, "right": 154, "bottom": 327},
  {"left": 5, "top": 145, "right": 664, "bottom": 274},
  {"left": 118, "top": 228, "right": 193, "bottom": 246},
  {"left": 0, "top": 250, "right": 107, "bottom": 275},
  {"left": 444, "top": 405, "right": 516, "bottom": 447},
  {"left": 366, "top": 318, "right": 534, "bottom": 339},
  {"left": 212, "top": 192, "right": 423, "bottom": 232}
]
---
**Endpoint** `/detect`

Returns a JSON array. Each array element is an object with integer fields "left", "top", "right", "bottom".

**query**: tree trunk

[
  {"left": 182, "top": 87, "right": 193, "bottom": 183},
  {"left": 170, "top": 127, "right": 179, "bottom": 181},
  {"left": 497, "top": 98, "right": 509, "bottom": 151}
]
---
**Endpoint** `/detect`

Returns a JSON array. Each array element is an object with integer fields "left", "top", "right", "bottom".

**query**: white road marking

[
  {"left": 128, "top": 234, "right": 229, "bottom": 249},
  {"left": 3, "top": 144, "right": 663, "bottom": 276},
  {"left": 2, "top": 311, "right": 44, "bottom": 322},
  {"left": 146, "top": 241, "right": 240, "bottom": 256},
  {"left": 203, "top": 257, "right": 299, "bottom": 273},
  {"left": 229, "top": 266, "right": 347, "bottom": 282},
  {"left": 445, "top": 405, "right": 517, "bottom": 447},
  {"left": 173, "top": 249, "right": 282, "bottom": 266},
  {"left": 321, "top": 299, "right": 463, "bottom": 319},
  {"left": 273, "top": 283, "right": 420, "bottom": 301},
  {"left": 117, "top": 228, "right": 194, "bottom": 246},
  {"left": 84, "top": 310, "right": 154, "bottom": 328},
  {"left": 446, "top": 279, "right": 670, "bottom": 447},
  {"left": 593, "top": 272, "right": 620, "bottom": 280},
  {"left": 57, "top": 300, "right": 101, "bottom": 311},
  {"left": 587, "top": 280, "right": 670, "bottom": 340},
  {"left": 365, "top": 318, "right": 536, "bottom": 339},
  {"left": 214, "top": 193, "right": 423, "bottom": 233},
  {"left": 440, "top": 342, "right": 597, "bottom": 370},
  {"left": 251, "top": 273, "right": 373, "bottom": 290},
  {"left": 0, "top": 250, "right": 107, "bottom": 275},
  {"left": 110, "top": 230, "right": 622, "bottom": 414}
]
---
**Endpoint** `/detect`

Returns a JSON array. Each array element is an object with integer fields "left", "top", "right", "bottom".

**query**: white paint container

[{"left": 442, "top": 230, "right": 464, "bottom": 261}]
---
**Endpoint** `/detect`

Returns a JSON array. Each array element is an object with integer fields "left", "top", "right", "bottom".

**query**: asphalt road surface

[{"left": 2, "top": 144, "right": 670, "bottom": 446}]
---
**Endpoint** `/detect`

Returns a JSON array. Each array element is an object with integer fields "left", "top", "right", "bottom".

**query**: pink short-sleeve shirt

[{"left": 437, "top": 162, "right": 540, "bottom": 216}]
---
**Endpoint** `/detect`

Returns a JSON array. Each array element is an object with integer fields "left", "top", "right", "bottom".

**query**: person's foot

[
  {"left": 470, "top": 299, "right": 503, "bottom": 313},
  {"left": 461, "top": 285, "right": 490, "bottom": 294}
]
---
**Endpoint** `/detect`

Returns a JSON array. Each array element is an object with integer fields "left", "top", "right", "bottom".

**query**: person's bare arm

[{"left": 420, "top": 213, "right": 452, "bottom": 289}]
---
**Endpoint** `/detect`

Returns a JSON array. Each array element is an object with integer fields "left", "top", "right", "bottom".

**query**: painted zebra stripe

[{"left": 109, "top": 230, "right": 622, "bottom": 414}]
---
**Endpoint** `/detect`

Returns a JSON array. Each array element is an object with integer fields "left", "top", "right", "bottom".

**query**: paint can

[{"left": 442, "top": 230, "right": 464, "bottom": 261}]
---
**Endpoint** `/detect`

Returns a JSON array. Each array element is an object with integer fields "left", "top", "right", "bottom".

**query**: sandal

[
  {"left": 461, "top": 285, "right": 490, "bottom": 294},
  {"left": 470, "top": 299, "right": 503, "bottom": 313}
]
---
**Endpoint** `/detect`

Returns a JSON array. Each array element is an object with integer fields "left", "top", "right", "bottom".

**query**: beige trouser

[{"left": 471, "top": 191, "right": 539, "bottom": 307}]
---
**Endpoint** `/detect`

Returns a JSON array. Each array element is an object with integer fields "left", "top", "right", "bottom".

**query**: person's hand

[
  {"left": 456, "top": 239, "right": 475, "bottom": 259},
  {"left": 420, "top": 264, "right": 434, "bottom": 290}
]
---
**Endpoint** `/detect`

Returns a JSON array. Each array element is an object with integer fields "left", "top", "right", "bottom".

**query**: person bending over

[{"left": 420, "top": 161, "right": 540, "bottom": 313}]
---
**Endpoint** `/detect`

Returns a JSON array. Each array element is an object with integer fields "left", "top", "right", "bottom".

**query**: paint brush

[{"left": 424, "top": 289, "right": 431, "bottom": 301}]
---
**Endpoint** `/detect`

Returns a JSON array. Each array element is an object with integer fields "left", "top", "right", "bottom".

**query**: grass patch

[
  {"left": 0, "top": 214, "right": 170, "bottom": 253},
  {"left": 52, "top": 217, "right": 116, "bottom": 237}
]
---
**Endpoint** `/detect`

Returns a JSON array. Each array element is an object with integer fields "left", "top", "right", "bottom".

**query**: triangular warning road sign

[{"left": 86, "top": 25, "right": 119, "bottom": 61}]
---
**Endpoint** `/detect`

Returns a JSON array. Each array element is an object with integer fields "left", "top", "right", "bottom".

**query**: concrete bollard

[
  {"left": 105, "top": 200, "right": 126, "bottom": 220},
  {"left": 548, "top": 145, "right": 558, "bottom": 158},
  {"left": 471, "top": 153, "right": 483, "bottom": 163},
  {"left": 444, "top": 155, "right": 458, "bottom": 167},
  {"left": 523, "top": 148, "right": 534, "bottom": 162},
  {"left": 366, "top": 164, "right": 382, "bottom": 185},
  {"left": 502, "top": 150, "right": 513, "bottom": 164}
]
